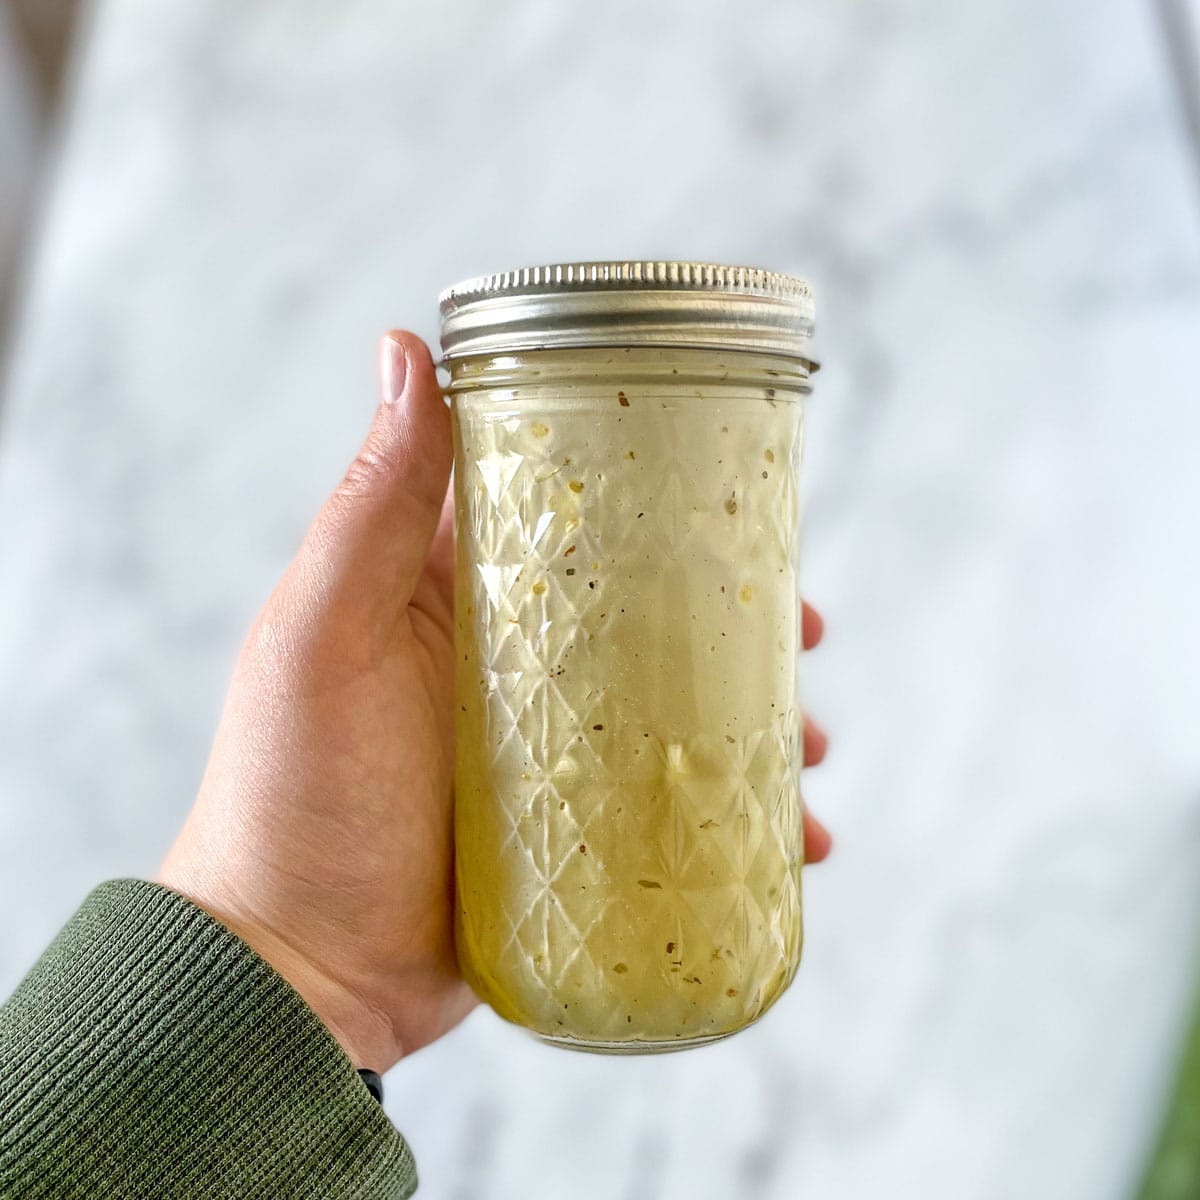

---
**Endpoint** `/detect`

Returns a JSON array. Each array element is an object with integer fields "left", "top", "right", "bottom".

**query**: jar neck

[{"left": 443, "top": 346, "right": 815, "bottom": 396}]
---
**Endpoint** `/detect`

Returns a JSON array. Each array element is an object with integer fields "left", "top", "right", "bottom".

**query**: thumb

[{"left": 294, "top": 331, "right": 452, "bottom": 619}]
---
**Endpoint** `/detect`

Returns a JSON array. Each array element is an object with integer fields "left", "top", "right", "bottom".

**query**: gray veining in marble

[{"left": 2, "top": 1, "right": 1200, "bottom": 1197}]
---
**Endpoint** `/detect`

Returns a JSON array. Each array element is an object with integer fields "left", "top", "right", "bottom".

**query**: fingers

[
  {"left": 294, "top": 332, "right": 452, "bottom": 619},
  {"left": 802, "top": 713, "right": 831, "bottom": 860},
  {"left": 800, "top": 601, "right": 832, "bottom": 861},
  {"left": 803, "top": 715, "right": 828, "bottom": 766},
  {"left": 803, "top": 809, "right": 833, "bottom": 863},
  {"left": 801, "top": 604, "right": 828, "bottom": 765},
  {"left": 801, "top": 602, "right": 824, "bottom": 650}
]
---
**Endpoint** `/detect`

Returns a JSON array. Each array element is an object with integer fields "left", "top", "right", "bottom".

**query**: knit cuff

[{"left": 0, "top": 879, "right": 416, "bottom": 1199}]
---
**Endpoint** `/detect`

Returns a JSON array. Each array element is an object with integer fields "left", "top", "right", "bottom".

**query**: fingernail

[{"left": 380, "top": 336, "right": 407, "bottom": 405}]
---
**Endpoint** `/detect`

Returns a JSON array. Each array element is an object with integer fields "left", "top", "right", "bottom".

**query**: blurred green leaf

[{"left": 1136, "top": 972, "right": 1200, "bottom": 1200}]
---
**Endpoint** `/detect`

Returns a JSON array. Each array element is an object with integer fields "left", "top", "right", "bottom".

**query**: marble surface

[{"left": 2, "top": 1, "right": 1200, "bottom": 1196}]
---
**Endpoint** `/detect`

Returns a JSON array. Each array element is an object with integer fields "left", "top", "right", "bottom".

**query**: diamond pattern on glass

[{"left": 454, "top": 382, "right": 805, "bottom": 1049}]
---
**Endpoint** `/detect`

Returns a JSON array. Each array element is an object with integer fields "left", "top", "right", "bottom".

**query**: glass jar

[{"left": 440, "top": 262, "right": 818, "bottom": 1053}]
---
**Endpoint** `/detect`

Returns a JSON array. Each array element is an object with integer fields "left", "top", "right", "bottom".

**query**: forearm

[{"left": 0, "top": 880, "right": 416, "bottom": 1199}]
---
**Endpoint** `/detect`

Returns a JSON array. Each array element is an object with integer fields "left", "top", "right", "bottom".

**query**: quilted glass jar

[{"left": 440, "top": 262, "right": 818, "bottom": 1052}]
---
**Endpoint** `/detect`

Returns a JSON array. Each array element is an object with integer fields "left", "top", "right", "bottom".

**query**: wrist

[
  {"left": 157, "top": 880, "right": 396, "bottom": 1070},
  {"left": 252, "top": 932, "right": 396, "bottom": 1071}
]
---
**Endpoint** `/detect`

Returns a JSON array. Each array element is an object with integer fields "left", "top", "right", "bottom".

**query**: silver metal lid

[{"left": 438, "top": 260, "right": 817, "bottom": 365}]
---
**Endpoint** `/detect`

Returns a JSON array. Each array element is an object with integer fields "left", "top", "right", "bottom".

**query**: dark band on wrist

[{"left": 357, "top": 1069, "right": 384, "bottom": 1105}]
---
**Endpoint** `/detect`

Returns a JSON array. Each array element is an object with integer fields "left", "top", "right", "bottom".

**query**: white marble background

[{"left": 2, "top": 2, "right": 1200, "bottom": 1197}]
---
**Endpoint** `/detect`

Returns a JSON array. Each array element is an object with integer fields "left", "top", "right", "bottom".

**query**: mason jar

[{"left": 440, "top": 261, "right": 818, "bottom": 1053}]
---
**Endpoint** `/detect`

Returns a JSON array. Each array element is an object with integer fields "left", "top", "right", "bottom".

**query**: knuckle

[{"left": 337, "top": 443, "right": 395, "bottom": 503}]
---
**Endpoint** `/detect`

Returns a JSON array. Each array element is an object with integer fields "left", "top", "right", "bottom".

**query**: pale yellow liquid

[{"left": 452, "top": 352, "right": 806, "bottom": 1051}]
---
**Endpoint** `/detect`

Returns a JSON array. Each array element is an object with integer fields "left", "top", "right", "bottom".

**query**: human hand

[{"left": 159, "top": 332, "right": 832, "bottom": 1073}]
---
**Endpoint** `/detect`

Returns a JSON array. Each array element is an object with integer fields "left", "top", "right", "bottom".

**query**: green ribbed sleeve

[{"left": 0, "top": 880, "right": 417, "bottom": 1198}]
